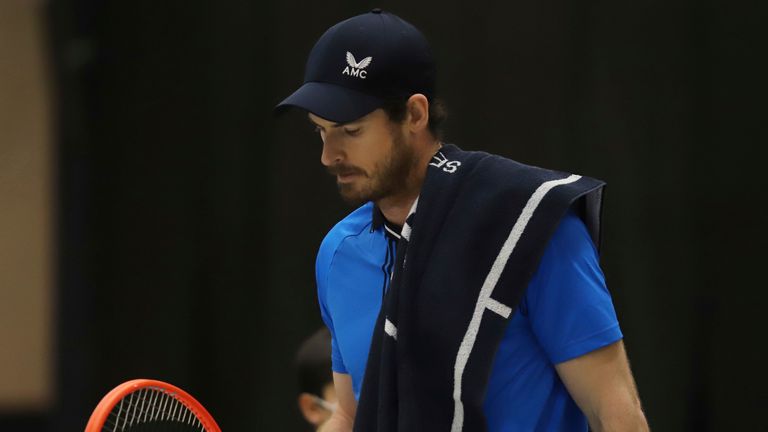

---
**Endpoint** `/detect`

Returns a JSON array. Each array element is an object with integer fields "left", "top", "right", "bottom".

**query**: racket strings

[{"left": 102, "top": 387, "right": 207, "bottom": 431}]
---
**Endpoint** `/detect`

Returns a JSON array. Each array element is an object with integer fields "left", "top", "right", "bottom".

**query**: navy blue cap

[{"left": 275, "top": 9, "right": 436, "bottom": 123}]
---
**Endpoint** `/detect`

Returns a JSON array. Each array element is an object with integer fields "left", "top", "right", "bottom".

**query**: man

[
  {"left": 276, "top": 9, "right": 649, "bottom": 432},
  {"left": 296, "top": 327, "right": 338, "bottom": 430}
]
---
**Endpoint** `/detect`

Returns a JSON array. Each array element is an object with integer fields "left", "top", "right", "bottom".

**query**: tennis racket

[{"left": 85, "top": 378, "right": 222, "bottom": 432}]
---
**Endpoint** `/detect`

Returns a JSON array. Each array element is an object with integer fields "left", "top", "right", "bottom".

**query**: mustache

[{"left": 327, "top": 164, "right": 366, "bottom": 177}]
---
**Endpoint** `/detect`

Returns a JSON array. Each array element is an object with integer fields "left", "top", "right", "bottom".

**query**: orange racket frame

[{"left": 85, "top": 378, "right": 222, "bottom": 432}]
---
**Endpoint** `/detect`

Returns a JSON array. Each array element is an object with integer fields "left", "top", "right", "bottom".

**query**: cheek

[
  {"left": 322, "top": 385, "right": 337, "bottom": 403},
  {"left": 347, "top": 136, "right": 385, "bottom": 168}
]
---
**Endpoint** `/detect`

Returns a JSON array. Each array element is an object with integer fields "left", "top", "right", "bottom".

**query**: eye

[
  {"left": 344, "top": 127, "right": 361, "bottom": 136},
  {"left": 313, "top": 125, "right": 323, "bottom": 134}
]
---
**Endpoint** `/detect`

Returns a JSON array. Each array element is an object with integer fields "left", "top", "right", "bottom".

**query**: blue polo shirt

[{"left": 316, "top": 202, "right": 622, "bottom": 431}]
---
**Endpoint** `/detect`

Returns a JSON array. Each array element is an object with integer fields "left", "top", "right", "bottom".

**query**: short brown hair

[{"left": 381, "top": 96, "right": 447, "bottom": 139}]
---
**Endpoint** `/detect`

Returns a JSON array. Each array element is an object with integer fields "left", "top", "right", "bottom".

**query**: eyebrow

[{"left": 308, "top": 117, "right": 356, "bottom": 129}]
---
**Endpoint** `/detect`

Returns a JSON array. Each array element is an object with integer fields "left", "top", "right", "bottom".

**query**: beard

[{"left": 330, "top": 129, "right": 417, "bottom": 206}]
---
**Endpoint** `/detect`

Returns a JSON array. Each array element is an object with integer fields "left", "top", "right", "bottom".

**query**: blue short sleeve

[
  {"left": 316, "top": 234, "right": 348, "bottom": 374},
  {"left": 525, "top": 210, "right": 623, "bottom": 364}
]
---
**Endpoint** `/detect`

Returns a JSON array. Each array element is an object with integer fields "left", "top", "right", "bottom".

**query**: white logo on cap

[{"left": 342, "top": 51, "right": 372, "bottom": 79}]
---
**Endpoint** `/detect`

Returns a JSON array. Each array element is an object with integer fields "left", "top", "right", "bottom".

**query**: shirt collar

[{"left": 371, "top": 204, "right": 403, "bottom": 239}]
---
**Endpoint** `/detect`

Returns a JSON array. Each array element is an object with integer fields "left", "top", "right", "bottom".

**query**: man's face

[{"left": 309, "top": 109, "right": 416, "bottom": 205}]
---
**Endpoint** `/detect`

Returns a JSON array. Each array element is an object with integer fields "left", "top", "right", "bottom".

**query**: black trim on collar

[
  {"left": 371, "top": 203, "right": 386, "bottom": 230},
  {"left": 371, "top": 204, "right": 403, "bottom": 239}
]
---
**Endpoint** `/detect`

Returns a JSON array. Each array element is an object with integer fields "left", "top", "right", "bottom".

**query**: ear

[
  {"left": 405, "top": 93, "right": 430, "bottom": 134},
  {"left": 298, "top": 393, "right": 326, "bottom": 426}
]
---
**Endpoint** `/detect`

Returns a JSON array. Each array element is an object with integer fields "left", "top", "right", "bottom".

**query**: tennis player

[{"left": 276, "top": 9, "right": 649, "bottom": 432}]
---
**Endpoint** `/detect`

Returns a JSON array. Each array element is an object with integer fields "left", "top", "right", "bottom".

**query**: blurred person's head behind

[{"left": 295, "top": 327, "right": 336, "bottom": 429}]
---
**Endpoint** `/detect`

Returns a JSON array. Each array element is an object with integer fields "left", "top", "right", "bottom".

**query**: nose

[{"left": 320, "top": 137, "right": 343, "bottom": 167}]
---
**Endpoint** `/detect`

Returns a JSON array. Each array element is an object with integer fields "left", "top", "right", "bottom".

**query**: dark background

[{"left": 4, "top": 0, "right": 764, "bottom": 430}]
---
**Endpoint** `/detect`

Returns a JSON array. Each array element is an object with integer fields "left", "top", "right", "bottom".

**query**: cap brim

[{"left": 274, "top": 82, "right": 383, "bottom": 124}]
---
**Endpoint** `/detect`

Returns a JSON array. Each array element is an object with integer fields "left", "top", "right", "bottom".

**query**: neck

[{"left": 377, "top": 139, "right": 442, "bottom": 227}]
